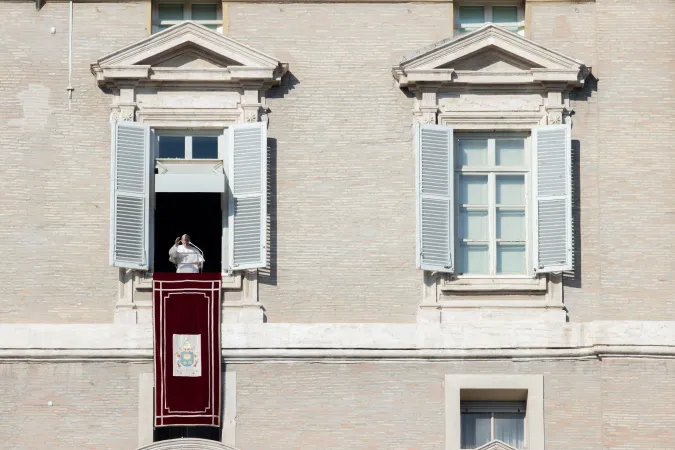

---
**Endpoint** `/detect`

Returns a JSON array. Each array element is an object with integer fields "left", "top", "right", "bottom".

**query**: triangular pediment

[
  {"left": 442, "top": 47, "right": 543, "bottom": 72},
  {"left": 475, "top": 440, "right": 519, "bottom": 450},
  {"left": 91, "top": 22, "right": 287, "bottom": 86},
  {"left": 142, "top": 44, "right": 241, "bottom": 69},
  {"left": 393, "top": 24, "right": 588, "bottom": 87}
]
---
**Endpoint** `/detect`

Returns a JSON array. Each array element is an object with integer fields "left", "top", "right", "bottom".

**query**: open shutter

[
  {"left": 415, "top": 123, "right": 454, "bottom": 273},
  {"left": 110, "top": 121, "right": 151, "bottom": 269},
  {"left": 228, "top": 122, "right": 267, "bottom": 270},
  {"left": 532, "top": 122, "right": 572, "bottom": 273}
]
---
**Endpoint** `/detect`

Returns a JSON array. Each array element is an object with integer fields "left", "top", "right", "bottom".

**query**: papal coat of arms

[{"left": 173, "top": 334, "right": 202, "bottom": 377}]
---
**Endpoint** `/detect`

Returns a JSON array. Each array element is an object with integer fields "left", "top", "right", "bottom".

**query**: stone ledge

[{"left": 0, "top": 321, "right": 674, "bottom": 361}]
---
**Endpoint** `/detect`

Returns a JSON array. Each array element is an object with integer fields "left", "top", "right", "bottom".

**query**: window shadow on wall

[
  {"left": 266, "top": 71, "right": 300, "bottom": 100},
  {"left": 564, "top": 74, "right": 598, "bottom": 289},
  {"left": 564, "top": 139, "right": 582, "bottom": 288},
  {"left": 259, "top": 137, "right": 277, "bottom": 286}
]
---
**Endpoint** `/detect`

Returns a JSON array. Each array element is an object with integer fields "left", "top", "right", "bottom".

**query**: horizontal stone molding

[{"left": 1, "top": 322, "right": 675, "bottom": 361}]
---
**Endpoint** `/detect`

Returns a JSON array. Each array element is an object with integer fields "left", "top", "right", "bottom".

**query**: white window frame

[
  {"left": 152, "top": 0, "right": 223, "bottom": 34},
  {"left": 454, "top": 132, "right": 532, "bottom": 278},
  {"left": 155, "top": 129, "right": 224, "bottom": 160},
  {"left": 151, "top": 128, "right": 230, "bottom": 276},
  {"left": 445, "top": 375, "right": 544, "bottom": 450},
  {"left": 454, "top": 2, "right": 525, "bottom": 36}
]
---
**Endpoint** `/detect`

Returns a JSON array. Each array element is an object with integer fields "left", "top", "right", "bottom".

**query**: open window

[{"left": 109, "top": 121, "right": 267, "bottom": 274}]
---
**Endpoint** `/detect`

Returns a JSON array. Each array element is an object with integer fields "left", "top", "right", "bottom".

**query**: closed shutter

[
  {"left": 532, "top": 122, "right": 572, "bottom": 273},
  {"left": 110, "top": 121, "right": 151, "bottom": 269},
  {"left": 228, "top": 123, "right": 267, "bottom": 270},
  {"left": 416, "top": 124, "right": 454, "bottom": 273}
]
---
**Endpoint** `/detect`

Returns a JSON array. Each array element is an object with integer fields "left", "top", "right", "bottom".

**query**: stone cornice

[
  {"left": 393, "top": 24, "right": 589, "bottom": 89},
  {"left": 91, "top": 21, "right": 288, "bottom": 88},
  {"left": 2, "top": 321, "right": 675, "bottom": 362}
]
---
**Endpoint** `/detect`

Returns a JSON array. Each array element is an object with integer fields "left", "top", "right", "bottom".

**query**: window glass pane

[
  {"left": 459, "top": 6, "right": 485, "bottom": 24},
  {"left": 158, "top": 3, "right": 184, "bottom": 21},
  {"left": 192, "top": 136, "right": 218, "bottom": 159},
  {"left": 191, "top": 3, "right": 218, "bottom": 20},
  {"left": 459, "top": 175, "right": 488, "bottom": 205},
  {"left": 497, "top": 244, "right": 526, "bottom": 274},
  {"left": 496, "top": 139, "right": 524, "bottom": 166},
  {"left": 492, "top": 6, "right": 519, "bottom": 23},
  {"left": 497, "top": 210, "right": 525, "bottom": 240},
  {"left": 460, "top": 209, "right": 488, "bottom": 241},
  {"left": 459, "top": 244, "right": 489, "bottom": 274},
  {"left": 459, "top": 139, "right": 488, "bottom": 166},
  {"left": 203, "top": 24, "right": 220, "bottom": 30},
  {"left": 496, "top": 175, "right": 525, "bottom": 205},
  {"left": 495, "top": 412, "right": 525, "bottom": 448},
  {"left": 158, "top": 136, "right": 185, "bottom": 158},
  {"left": 157, "top": 24, "right": 173, "bottom": 32},
  {"left": 461, "top": 413, "right": 492, "bottom": 449}
]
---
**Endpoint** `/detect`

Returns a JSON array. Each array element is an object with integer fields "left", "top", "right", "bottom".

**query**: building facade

[{"left": 1, "top": 0, "right": 675, "bottom": 448}]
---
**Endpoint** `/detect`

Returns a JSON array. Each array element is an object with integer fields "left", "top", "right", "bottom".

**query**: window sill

[
  {"left": 441, "top": 275, "right": 547, "bottom": 292},
  {"left": 134, "top": 271, "right": 242, "bottom": 291}
]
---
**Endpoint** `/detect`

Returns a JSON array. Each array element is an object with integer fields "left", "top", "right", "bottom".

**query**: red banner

[{"left": 153, "top": 273, "right": 221, "bottom": 427}]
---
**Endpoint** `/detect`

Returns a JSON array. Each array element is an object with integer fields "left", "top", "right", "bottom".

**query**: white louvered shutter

[
  {"left": 532, "top": 122, "right": 572, "bottom": 273},
  {"left": 228, "top": 123, "right": 267, "bottom": 270},
  {"left": 110, "top": 121, "right": 151, "bottom": 269},
  {"left": 415, "top": 124, "right": 454, "bottom": 273}
]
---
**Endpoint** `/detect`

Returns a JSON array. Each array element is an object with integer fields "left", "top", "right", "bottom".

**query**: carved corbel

[
  {"left": 413, "top": 89, "right": 439, "bottom": 125},
  {"left": 545, "top": 90, "right": 567, "bottom": 125},
  {"left": 110, "top": 82, "right": 138, "bottom": 123}
]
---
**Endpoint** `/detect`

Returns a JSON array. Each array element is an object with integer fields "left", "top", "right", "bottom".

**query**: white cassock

[{"left": 169, "top": 244, "right": 205, "bottom": 273}]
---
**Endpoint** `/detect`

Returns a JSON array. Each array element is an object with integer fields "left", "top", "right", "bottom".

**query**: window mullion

[
  {"left": 485, "top": 5, "right": 493, "bottom": 23},
  {"left": 489, "top": 172, "right": 496, "bottom": 276},
  {"left": 491, "top": 412, "right": 495, "bottom": 441},
  {"left": 186, "top": 136, "right": 193, "bottom": 159},
  {"left": 488, "top": 138, "right": 496, "bottom": 276}
]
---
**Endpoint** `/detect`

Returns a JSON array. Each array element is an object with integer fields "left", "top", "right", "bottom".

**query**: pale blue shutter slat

[
  {"left": 532, "top": 122, "right": 572, "bottom": 273},
  {"left": 416, "top": 124, "right": 454, "bottom": 273},
  {"left": 228, "top": 123, "right": 266, "bottom": 270},
  {"left": 110, "top": 121, "right": 151, "bottom": 270}
]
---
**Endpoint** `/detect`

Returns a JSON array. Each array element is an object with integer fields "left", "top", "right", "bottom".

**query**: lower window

[{"left": 460, "top": 401, "right": 525, "bottom": 449}]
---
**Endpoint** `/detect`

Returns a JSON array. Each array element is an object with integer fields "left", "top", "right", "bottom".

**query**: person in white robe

[{"left": 169, "top": 234, "right": 204, "bottom": 273}]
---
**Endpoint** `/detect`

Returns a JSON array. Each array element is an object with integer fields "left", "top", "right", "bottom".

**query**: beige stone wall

[
  {"left": 531, "top": 0, "right": 675, "bottom": 322},
  {"left": 1, "top": 0, "right": 674, "bottom": 324},
  {"left": 1, "top": 359, "right": 674, "bottom": 449},
  {"left": 0, "top": 1, "right": 148, "bottom": 323},
  {"left": 232, "top": 359, "right": 675, "bottom": 449},
  {"left": 0, "top": 362, "right": 150, "bottom": 449},
  {"left": 228, "top": 4, "right": 450, "bottom": 323}
]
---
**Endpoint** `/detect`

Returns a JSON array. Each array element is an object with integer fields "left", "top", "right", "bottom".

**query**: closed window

[
  {"left": 455, "top": 3, "right": 524, "bottom": 36},
  {"left": 460, "top": 401, "right": 526, "bottom": 449},
  {"left": 415, "top": 123, "right": 572, "bottom": 277},
  {"left": 456, "top": 134, "right": 529, "bottom": 276},
  {"left": 152, "top": 1, "right": 222, "bottom": 33}
]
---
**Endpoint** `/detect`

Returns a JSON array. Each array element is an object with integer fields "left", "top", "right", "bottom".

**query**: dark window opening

[
  {"left": 154, "top": 193, "right": 222, "bottom": 273},
  {"left": 154, "top": 425, "right": 222, "bottom": 442}
]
